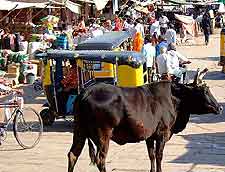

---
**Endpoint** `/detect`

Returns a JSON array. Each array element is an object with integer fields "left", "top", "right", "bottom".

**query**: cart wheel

[{"left": 40, "top": 108, "right": 55, "bottom": 126}]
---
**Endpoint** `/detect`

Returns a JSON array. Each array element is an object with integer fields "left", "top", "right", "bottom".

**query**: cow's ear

[
  {"left": 198, "top": 68, "right": 208, "bottom": 83},
  {"left": 193, "top": 68, "right": 200, "bottom": 85}
]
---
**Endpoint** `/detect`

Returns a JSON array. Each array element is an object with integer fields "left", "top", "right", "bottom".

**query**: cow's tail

[{"left": 88, "top": 138, "right": 97, "bottom": 165}]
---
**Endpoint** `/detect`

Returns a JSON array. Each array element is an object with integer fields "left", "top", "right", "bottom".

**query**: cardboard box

[{"left": 7, "top": 64, "right": 20, "bottom": 75}]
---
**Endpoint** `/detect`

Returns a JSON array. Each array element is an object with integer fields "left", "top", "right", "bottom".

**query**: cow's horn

[
  {"left": 198, "top": 68, "right": 208, "bottom": 83},
  {"left": 193, "top": 68, "right": 200, "bottom": 85}
]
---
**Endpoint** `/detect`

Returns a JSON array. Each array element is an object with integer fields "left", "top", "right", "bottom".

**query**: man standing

[
  {"left": 156, "top": 46, "right": 171, "bottom": 80},
  {"left": 135, "top": 18, "right": 145, "bottom": 38},
  {"left": 159, "top": 14, "right": 169, "bottom": 35},
  {"left": 202, "top": 12, "right": 211, "bottom": 45},
  {"left": 155, "top": 35, "right": 168, "bottom": 57},
  {"left": 142, "top": 36, "right": 156, "bottom": 82},
  {"left": 165, "top": 24, "right": 177, "bottom": 45}
]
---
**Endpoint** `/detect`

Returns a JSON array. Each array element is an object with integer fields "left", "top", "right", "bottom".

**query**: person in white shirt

[
  {"left": 142, "top": 36, "right": 156, "bottom": 82},
  {"left": 165, "top": 24, "right": 177, "bottom": 45},
  {"left": 150, "top": 21, "right": 160, "bottom": 37},
  {"left": 156, "top": 46, "right": 171, "bottom": 77},
  {"left": 123, "top": 18, "right": 134, "bottom": 31},
  {"left": 135, "top": 19, "right": 145, "bottom": 38},
  {"left": 167, "top": 43, "right": 191, "bottom": 82},
  {"left": 159, "top": 14, "right": 169, "bottom": 35}
]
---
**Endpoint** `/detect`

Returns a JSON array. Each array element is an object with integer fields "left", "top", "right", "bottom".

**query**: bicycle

[{"left": 0, "top": 91, "right": 43, "bottom": 149}]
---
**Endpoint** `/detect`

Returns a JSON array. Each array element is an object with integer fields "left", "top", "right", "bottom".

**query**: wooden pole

[
  {"left": 26, "top": 3, "right": 51, "bottom": 22},
  {"left": 0, "top": 4, "right": 18, "bottom": 23},
  {"left": 4, "top": 9, "right": 23, "bottom": 28}
]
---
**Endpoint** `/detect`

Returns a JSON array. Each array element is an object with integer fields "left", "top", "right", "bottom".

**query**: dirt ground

[{"left": 0, "top": 30, "right": 225, "bottom": 172}]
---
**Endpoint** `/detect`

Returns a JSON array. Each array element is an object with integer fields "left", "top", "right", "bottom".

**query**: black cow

[{"left": 68, "top": 68, "right": 222, "bottom": 172}]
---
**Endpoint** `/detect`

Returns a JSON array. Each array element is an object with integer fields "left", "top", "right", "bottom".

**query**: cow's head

[{"left": 188, "top": 68, "right": 223, "bottom": 115}]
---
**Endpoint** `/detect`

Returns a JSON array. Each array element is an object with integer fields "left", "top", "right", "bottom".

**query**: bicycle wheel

[{"left": 13, "top": 107, "right": 43, "bottom": 149}]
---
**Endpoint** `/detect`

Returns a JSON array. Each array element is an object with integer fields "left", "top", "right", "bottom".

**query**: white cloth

[
  {"left": 165, "top": 28, "right": 177, "bottom": 45},
  {"left": 93, "top": 0, "right": 109, "bottom": 10},
  {"left": 135, "top": 23, "right": 145, "bottom": 37},
  {"left": 167, "top": 50, "right": 188, "bottom": 78},
  {"left": 156, "top": 51, "right": 186, "bottom": 78},
  {"left": 124, "top": 21, "right": 134, "bottom": 31},
  {"left": 91, "top": 29, "right": 103, "bottom": 38},
  {"left": 159, "top": 16, "right": 169, "bottom": 28},
  {"left": 142, "top": 43, "right": 155, "bottom": 68},
  {"left": 150, "top": 21, "right": 160, "bottom": 36},
  {"left": 156, "top": 53, "right": 171, "bottom": 75}
]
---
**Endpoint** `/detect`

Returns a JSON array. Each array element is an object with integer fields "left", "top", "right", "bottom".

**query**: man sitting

[
  {"left": 167, "top": 43, "right": 191, "bottom": 82},
  {"left": 156, "top": 45, "right": 191, "bottom": 83}
]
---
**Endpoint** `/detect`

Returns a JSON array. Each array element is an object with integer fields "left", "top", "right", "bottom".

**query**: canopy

[
  {"left": 35, "top": 50, "right": 146, "bottom": 68},
  {"left": 175, "top": 14, "right": 196, "bottom": 37},
  {"left": 0, "top": 0, "right": 81, "bottom": 14},
  {"left": 174, "top": 14, "right": 194, "bottom": 24},
  {"left": 76, "top": 31, "right": 136, "bottom": 50}
]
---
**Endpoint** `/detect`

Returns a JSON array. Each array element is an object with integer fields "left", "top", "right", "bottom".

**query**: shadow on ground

[
  {"left": 187, "top": 70, "right": 225, "bottom": 81},
  {"left": 43, "top": 119, "right": 73, "bottom": 133},
  {"left": 190, "top": 56, "right": 220, "bottom": 62},
  {"left": 170, "top": 131, "right": 225, "bottom": 167},
  {"left": 190, "top": 103, "right": 225, "bottom": 124}
]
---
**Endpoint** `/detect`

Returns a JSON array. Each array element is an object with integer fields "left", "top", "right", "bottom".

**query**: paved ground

[{"left": 0, "top": 31, "right": 225, "bottom": 172}]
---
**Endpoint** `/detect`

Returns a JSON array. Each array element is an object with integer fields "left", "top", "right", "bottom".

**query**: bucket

[{"left": 26, "top": 73, "right": 35, "bottom": 84}]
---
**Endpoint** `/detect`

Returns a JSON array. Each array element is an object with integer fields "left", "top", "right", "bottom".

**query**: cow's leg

[
  {"left": 146, "top": 137, "right": 156, "bottom": 172},
  {"left": 96, "top": 129, "right": 111, "bottom": 172},
  {"left": 155, "top": 137, "right": 165, "bottom": 172},
  {"left": 68, "top": 126, "right": 86, "bottom": 172}
]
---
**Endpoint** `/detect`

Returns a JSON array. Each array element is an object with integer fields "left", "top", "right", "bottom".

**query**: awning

[
  {"left": 0, "top": 0, "right": 81, "bottom": 14},
  {"left": 130, "top": 0, "right": 157, "bottom": 6},
  {"left": 93, "top": 0, "right": 110, "bottom": 10},
  {"left": 65, "top": 1, "right": 81, "bottom": 14},
  {"left": 168, "top": 0, "right": 187, "bottom": 4},
  {"left": 0, "top": 0, "right": 50, "bottom": 10},
  {"left": 174, "top": 14, "right": 194, "bottom": 24}
]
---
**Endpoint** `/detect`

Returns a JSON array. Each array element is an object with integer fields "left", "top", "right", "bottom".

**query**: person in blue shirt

[{"left": 155, "top": 35, "right": 168, "bottom": 57}]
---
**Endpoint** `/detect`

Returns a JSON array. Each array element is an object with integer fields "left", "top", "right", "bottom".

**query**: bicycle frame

[{"left": 0, "top": 102, "right": 21, "bottom": 129}]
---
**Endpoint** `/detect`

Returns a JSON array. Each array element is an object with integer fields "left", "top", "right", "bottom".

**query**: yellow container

[
  {"left": 117, "top": 65, "right": 145, "bottom": 87},
  {"left": 77, "top": 59, "right": 115, "bottom": 79},
  {"left": 94, "top": 63, "right": 115, "bottom": 78}
]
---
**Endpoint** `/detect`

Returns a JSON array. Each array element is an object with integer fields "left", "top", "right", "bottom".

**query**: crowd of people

[
  {"left": 0, "top": 4, "right": 218, "bottom": 85},
  {"left": 52, "top": 10, "right": 215, "bottom": 83}
]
